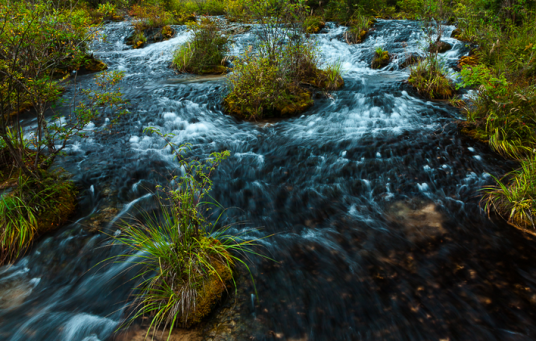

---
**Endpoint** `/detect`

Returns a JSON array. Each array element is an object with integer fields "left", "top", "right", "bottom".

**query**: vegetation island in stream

[{"left": 0, "top": 0, "right": 535, "bottom": 338}]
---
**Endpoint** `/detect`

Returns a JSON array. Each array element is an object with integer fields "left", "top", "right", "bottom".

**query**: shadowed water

[{"left": 1, "top": 19, "right": 536, "bottom": 341}]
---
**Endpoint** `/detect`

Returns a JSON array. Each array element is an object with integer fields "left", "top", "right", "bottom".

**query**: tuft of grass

[
  {"left": 345, "top": 13, "right": 373, "bottom": 44},
  {"left": 0, "top": 170, "right": 77, "bottom": 265},
  {"left": 483, "top": 155, "right": 536, "bottom": 231},
  {"left": 109, "top": 141, "right": 268, "bottom": 337},
  {"left": 408, "top": 57, "right": 454, "bottom": 99},
  {"left": 172, "top": 18, "right": 229, "bottom": 75}
]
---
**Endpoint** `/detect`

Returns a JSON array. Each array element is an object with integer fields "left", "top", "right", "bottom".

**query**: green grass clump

[
  {"left": 408, "top": 57, "right": 454, "bottom": 99},
  {"left": 483, "top": 155, "right": 536, "bottom": 232},
  {"left": 0, "top": 170, "right": 77, "bottom": 265},
  {"left": 172, "top": 19, "right": 228, "bottom": 74},
  {"left": 371, "top": 46, "right": 390, "bottom": 69},
  {"left": 110, "top": 142, "right": 265, "bottom": 335},
  {"left": 303, "top": 16, "right": 325, "bottom": 34}
]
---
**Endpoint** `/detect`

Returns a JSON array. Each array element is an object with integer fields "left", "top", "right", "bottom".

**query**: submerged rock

[
  {"left": 400, "top": 53, "right": 423, "bottom": 68},
  {"left": 386, "top": 200, "right": 447, "bottom": 243},
  {"left": 428, "top": 40, "right": 453, "bottom": 54}
]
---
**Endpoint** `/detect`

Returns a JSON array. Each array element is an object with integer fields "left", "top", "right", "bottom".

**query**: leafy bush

[
  {"left": 408, "top": 57, "right": 454, "bottom": 99},
  {"left": 172, "top": 18, "right": 229, "bottom": 74},
  {"left": 111, "top": 140, "right": 264, "bottom": 334},
  {"left": 0, "top": 170, "right": 77, "bottom": 265}
]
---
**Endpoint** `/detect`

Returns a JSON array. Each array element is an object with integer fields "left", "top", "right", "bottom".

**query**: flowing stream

[{"left": 2, "top": 19, "right": 536, "bottom": 341}]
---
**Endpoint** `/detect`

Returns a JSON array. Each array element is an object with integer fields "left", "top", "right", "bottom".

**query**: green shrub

[
  {"left": 408, "top": 57, "right": 454, "bottom": 99},
  {"left": 172, "top": 19, "right": 228, "bottom": 74},
  {"left": 110, "top": 140, "right": 265, "bottom": 334},
  {"left": 0, "top": 170, "right": 77, "bottom": 265},
  {"left": 224, "top": 0, "right": 343, "bottom": 120},
  {"left": 458, "top": 64, "right": 535, "bottom": 158}
]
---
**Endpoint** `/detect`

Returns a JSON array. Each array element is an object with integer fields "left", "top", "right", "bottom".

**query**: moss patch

[{"left": 183, "top": 250, "right": 233, "bottom": 327}]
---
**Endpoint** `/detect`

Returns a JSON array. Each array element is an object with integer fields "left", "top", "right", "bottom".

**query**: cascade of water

[{"left": 1, "top": 19, "right": 535, "bottom": 341}]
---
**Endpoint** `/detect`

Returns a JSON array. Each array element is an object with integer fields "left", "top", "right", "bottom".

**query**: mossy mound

[
  {"left": 306, "top": 70, "right": 345, "bottom": 90},
  {"left": 172, "top": 19, "right": 228, "bottom": 75},
  {"left": 224, "top": 86, "right": 314, "bottom": 119},
  {"left": 183, "top": 251, "right": 233, "bottom": 327},
  {"left": 451, "top": 28, "right": 462, "bottom": 39},
  {"left": 428, "top": 40, "right": 452, "bottom": 54},
  {"left": 371, "top": 50, "right": 390, "bottom": 69},
  {"left": 408, "top": 60, "right": 455, "bottom": 100}
]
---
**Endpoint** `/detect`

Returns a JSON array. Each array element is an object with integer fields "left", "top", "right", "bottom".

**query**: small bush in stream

[
  {"left": 0, "top": 170, "right": 77, "bottom": 265},
  {"left": 224, "top": 0, "right": 344, "bottom": 120},
  {"left": 172, "top": 18, "right": 229, "bottom": 74},
  {"left": 408, "top": 57, "right": 454, "bottom": 99},
  {"left": 110, "top": 139, "right": 266, "bottom": 334}
]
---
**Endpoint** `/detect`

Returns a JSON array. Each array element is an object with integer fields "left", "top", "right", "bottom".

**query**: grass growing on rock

[
  {"left": 172, "top": 18, "right": 229, "bottom": 74},
  {"left": 110, "top": 139, "right": 266, "bottom": 336},
  {"left": 408, "top": 57, "right": 454, "bottom": 99},
  {"left": 371, "top": 46, "right": 390, "bottom": 69}
]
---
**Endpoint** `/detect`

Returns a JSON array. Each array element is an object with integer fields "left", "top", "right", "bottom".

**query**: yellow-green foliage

[
  {"left": 408, "top": 58, "right": 454, "bottom": 99},
  {"left": 0, "top": 170, "right": 77, "bottom": 265},
  {"left": 304, "top": 16, "right": 325, "bottom": 33},
  {"left": 173, "top": 19, "right": 228, "bottom": 74},
  {"left": 452, "top": 2, "right": 536, "bottom": 230}
]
